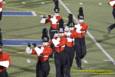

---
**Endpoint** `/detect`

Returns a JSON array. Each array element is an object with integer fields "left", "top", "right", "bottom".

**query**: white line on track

[{"left": 59, "top": 0, "right": 115, "bottom": 65}]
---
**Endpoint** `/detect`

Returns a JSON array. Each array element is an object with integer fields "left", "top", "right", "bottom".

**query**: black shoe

[{"left": 107, "top": 28, "right": 111, "bottom": 33}]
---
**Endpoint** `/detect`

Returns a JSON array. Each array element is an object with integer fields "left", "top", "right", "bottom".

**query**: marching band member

[
  {"left": 26, "top": 28, "right": 52, "bottom": 77},
  {"left": 52, "top": 28, "right": 70, "bottom": 77},
  {"left": 64, "top": 26, "right": 75, "bottom": 68},
  {"left": 64, "top": 26, "right": 76, "bottom": 77},
  {"left": 40, "top": 0, "right": 62, "bottom": 39},
  {"left": 46, "top": 11, "right": 62, "bottom": 39},
  {"left": 0, "top": 28, "right": 11, "bottom": 77},
  {"left": 0, "top": 46, "right": 11, "bottom": 77},
  {"left": 74, "top": 15, "right": 88, "bottom": 69}
]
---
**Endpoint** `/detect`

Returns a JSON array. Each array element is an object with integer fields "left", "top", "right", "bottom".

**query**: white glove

[
  {"left": 25, "top": 47, "right": 32, "bottom": 54},
  {"left": 34, "top": 47, "right": 44, "bottom": 56}
]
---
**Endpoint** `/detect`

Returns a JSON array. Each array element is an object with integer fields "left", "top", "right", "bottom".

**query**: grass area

[{"left": 0, "top": 0, "right": 115, "bottom": 77}]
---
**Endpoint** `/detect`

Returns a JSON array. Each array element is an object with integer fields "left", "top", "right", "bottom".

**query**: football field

[{"left": 0, "top": 0, "right": 115, "bottom": 77}]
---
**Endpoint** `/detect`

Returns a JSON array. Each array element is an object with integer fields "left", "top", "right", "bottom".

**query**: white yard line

[{"left": 59, "top": 0, "right": 115, "bottom": 65}]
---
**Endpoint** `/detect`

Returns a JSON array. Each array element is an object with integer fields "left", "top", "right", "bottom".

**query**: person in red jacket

[
  {"left": 64, "top": 14, "right": 76, "bottom": 69},
  {"left": 64, "top": 26, "right": 75, "bottom": 76},
  {"left": 46, "top": 11, "right": 62, "bottom": 39},
  {"left": 26, "top": 29, "right": 52, "bottom": 77},
  {"left": 74, "top": 14, "right": 88, "bottom": 69},
  {"left": 107, "top": 0, "right": 115, "bottom": 33},
  {"left": 40, "top": 0, "right": 62, "bottom": 39},
  {"left": 52, "top": 28, "right": 71, "bottom": 77},
  {"left": 26, "top": 42, "right": 52, "bottom": 77},
  {"left": 0, "top": 46, "right": 11, "bottom": 77}
]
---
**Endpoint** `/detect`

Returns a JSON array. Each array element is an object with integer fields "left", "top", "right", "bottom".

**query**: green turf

[{"left": 0, "top": 0, "right": 115, "bottom": 77}]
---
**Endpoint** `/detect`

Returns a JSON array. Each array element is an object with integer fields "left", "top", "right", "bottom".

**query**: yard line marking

[{"left": 59, "top": 0, "right": 115, "bottom": 65}]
